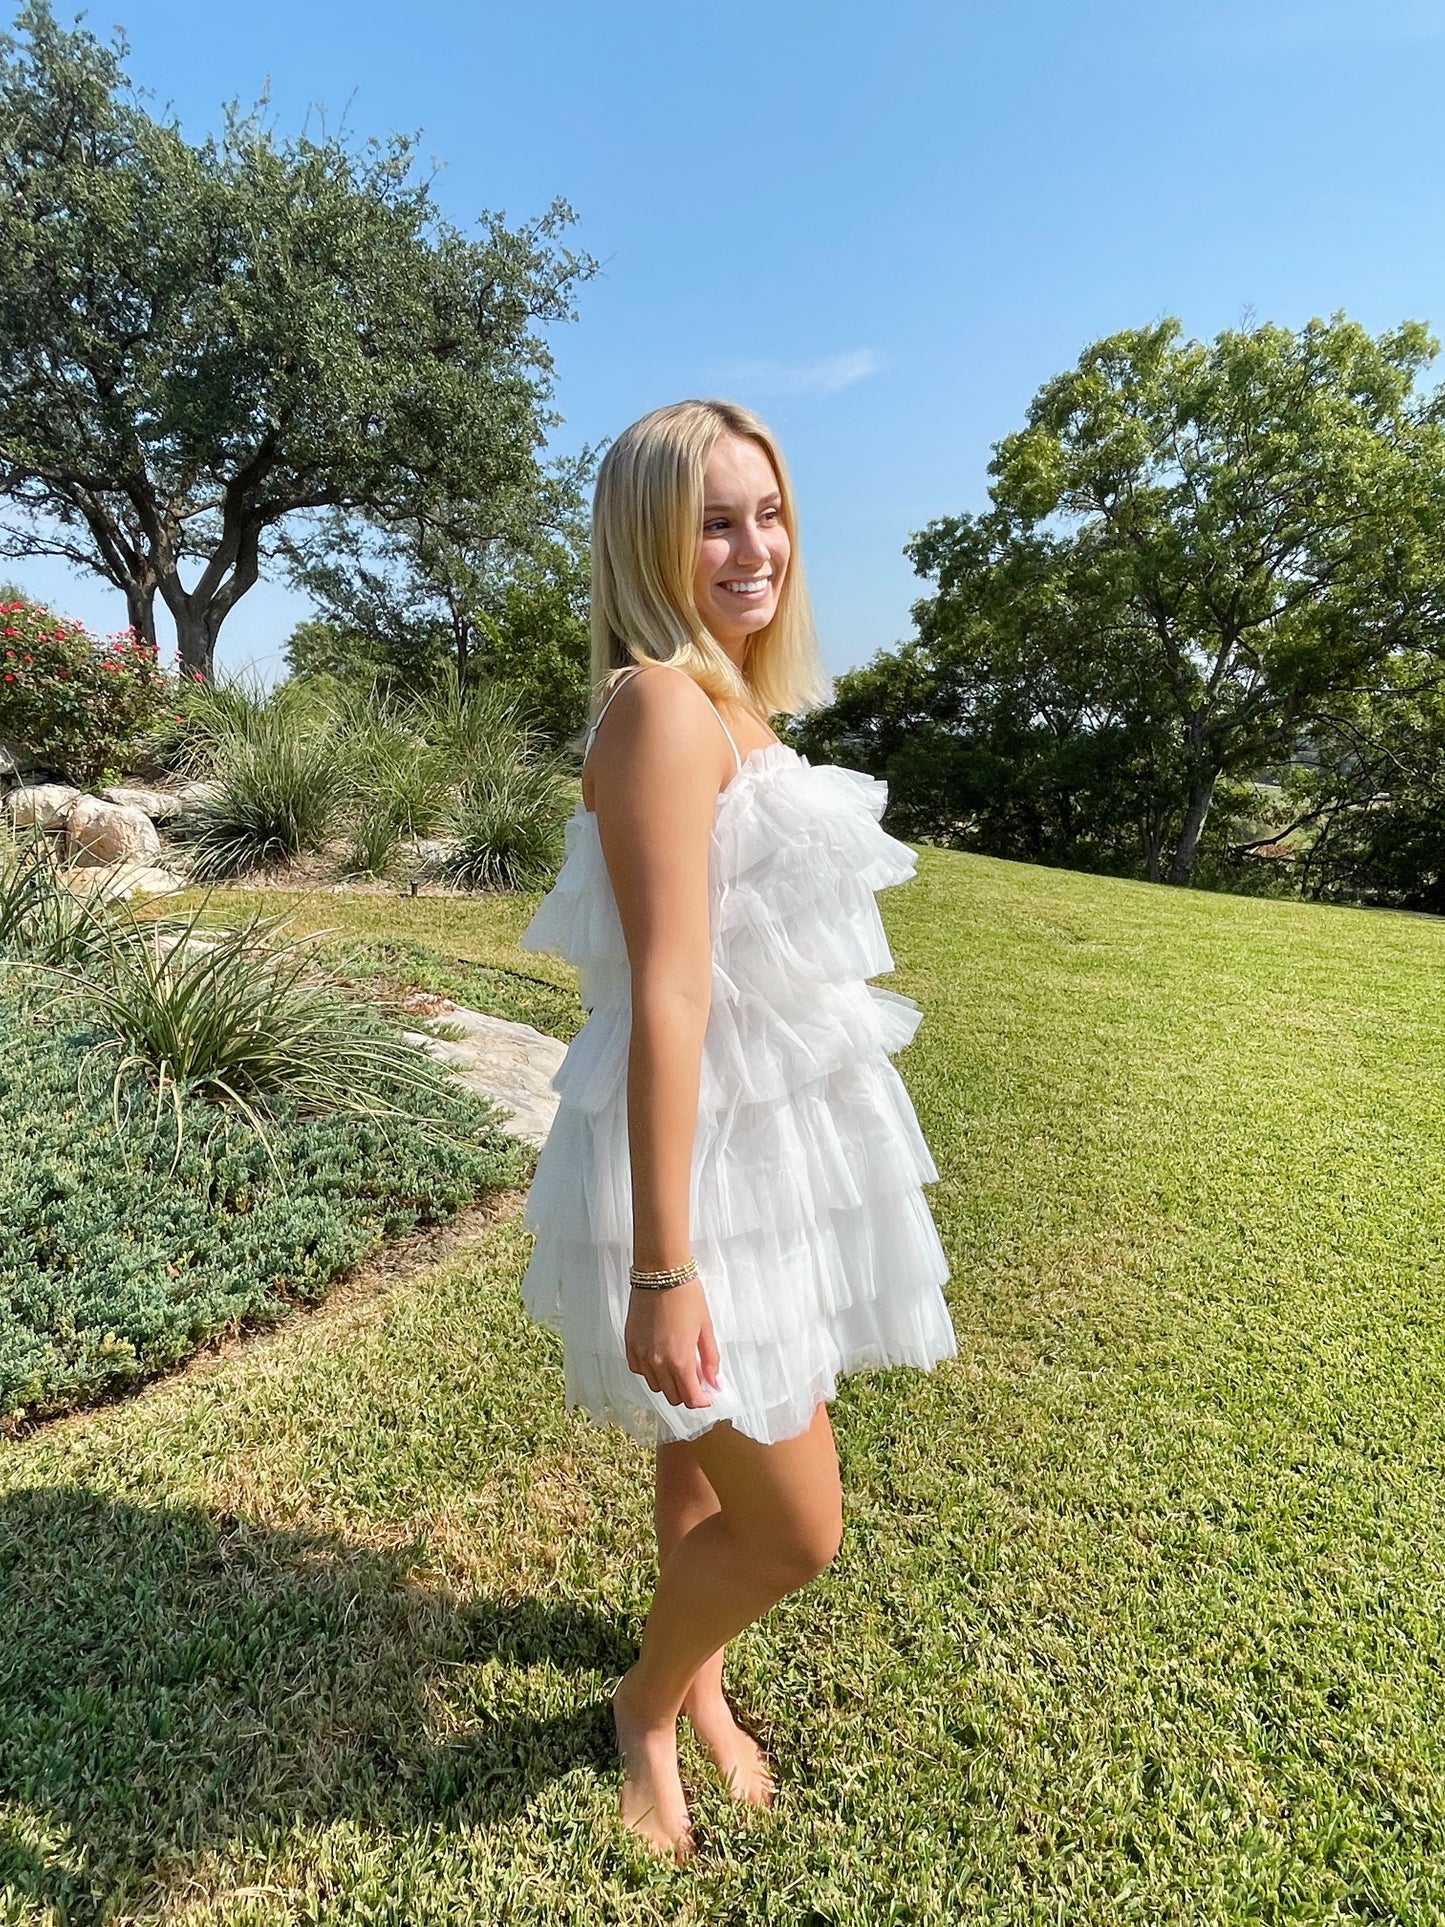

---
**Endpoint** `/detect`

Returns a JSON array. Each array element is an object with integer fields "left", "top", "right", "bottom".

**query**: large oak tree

[{"left": 0, "top": 1, "right": 596, "bottom": 677}]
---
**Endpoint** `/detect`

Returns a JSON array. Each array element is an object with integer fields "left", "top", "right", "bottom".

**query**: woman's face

[{"left": 692, "top": 431, "right": 790, "bottom": 658}]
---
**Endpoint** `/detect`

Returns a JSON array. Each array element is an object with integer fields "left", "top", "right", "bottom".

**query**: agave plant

[{"left": 34, "top": 899, "right": 471, "bottom": 1174}]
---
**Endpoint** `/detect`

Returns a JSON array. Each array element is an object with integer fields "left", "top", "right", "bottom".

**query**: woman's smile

[{"left": 694, "top": 431, "right": 790, "bottom": 646}]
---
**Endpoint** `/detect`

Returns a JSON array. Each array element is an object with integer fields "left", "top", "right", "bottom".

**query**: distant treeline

[{"left": 798, "top": 316, "right": 1445, "bottom": 910}]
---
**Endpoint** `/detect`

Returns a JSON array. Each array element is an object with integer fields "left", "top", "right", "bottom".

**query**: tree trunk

[
  {"left": 1168, "top": 772, "right": 1221, "bottom": 885},
  {"left": 123, "top": 584, "right": 158, "bottom": 649},
  {"left": 173, "top": 603, "right": 224, "bottom": 683}
]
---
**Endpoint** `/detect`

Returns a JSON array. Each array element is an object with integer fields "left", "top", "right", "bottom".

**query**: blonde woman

[{"left": 518, "top": 399, "right": 956, "bottom": 1860}]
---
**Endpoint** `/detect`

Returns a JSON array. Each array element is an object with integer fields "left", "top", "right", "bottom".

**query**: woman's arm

[{"left": 589, "top": 667, "right": 727, "bottom": 1411}]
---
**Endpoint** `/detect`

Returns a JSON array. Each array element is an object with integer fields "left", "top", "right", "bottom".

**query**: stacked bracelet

[{"left": 629, "top": 1256, "right": 699, "bottom": 1292}]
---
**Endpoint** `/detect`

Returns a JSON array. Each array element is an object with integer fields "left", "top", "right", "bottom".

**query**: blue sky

[{"left": 13, "top": 0, "right": 1445, "bottom": 686}]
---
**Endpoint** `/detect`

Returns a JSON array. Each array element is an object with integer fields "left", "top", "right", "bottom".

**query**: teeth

[{"left": 723, "top": 579, "right": 770, "bottom": 595}]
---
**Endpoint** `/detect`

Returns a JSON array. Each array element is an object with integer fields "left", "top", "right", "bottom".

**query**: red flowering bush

[{"left": 0, "top": 600, "right": 172, "bottom": 789}]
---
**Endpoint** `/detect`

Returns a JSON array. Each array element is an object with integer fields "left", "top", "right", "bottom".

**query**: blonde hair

[{"left": 571, "top": 398, "right": 832, "bottom": 755}]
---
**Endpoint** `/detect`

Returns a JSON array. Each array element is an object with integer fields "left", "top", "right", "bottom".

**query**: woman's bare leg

[
  {"left": 654, "top": 1439, "right": 775, "bottom": 1805},
  {"left": 613, "top": 1402, "right": 842, "bottom": 1857}
]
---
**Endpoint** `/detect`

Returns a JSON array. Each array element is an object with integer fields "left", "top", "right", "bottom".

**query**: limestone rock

[
  {"left": 401, "top": 1002, "right": 566, "bottom": 1148},
  {"left": 397, "top": 834, "right": 462, "bottom": 874},
  {"left": 98, "top": 785, "right": 184, "bottom": 822},
  {"left": 173, "top": 780, "right": 222, "bottom": 811},
  {"left": 59, "top": 862, "right": 183, "bottom": 902},
  {"left": 66, "top": 796, "right": 163, "bottom": 867},
  {"left": 5, "top": 783, "right": 80, "bottom": 830}
]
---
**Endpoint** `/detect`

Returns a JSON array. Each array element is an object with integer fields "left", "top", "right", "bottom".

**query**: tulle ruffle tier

[{"left": 516, "top": 745, "right": 956, "bottom": 1446}]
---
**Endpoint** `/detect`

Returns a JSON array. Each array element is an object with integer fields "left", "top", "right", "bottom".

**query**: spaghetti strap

[{"left": 584, "top": 662, "right": 743, "bottom": 772}]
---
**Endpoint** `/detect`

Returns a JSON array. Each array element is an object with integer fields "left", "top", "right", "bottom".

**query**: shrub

[
  {"left": 0, "top": 598, "right": 171, "bottom": 787},
  {"left": 0, "top": 826, "right": 120, "bottom": 969},
  {"left": 444, "top": 755, "right": 572, "bottom": 891},
  {"left": 408, "top": 673, "right": 574, "bottom": 890},
  {"left": 175, "top": 681, "right": 351, "bottom": 879},
  {"left": 332, "top": 684, "right": 454, "bottom": 877}
]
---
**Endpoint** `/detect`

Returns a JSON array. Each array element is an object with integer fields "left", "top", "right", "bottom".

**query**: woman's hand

[{"left": 624, "top": 1279, "right": 722, "bottom": 1410}]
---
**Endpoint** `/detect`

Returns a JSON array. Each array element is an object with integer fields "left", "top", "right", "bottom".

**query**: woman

[{"left": 518, "top": 399, "right": 956, "bottom": 1861}]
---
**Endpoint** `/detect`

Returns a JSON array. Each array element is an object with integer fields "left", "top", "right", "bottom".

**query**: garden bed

[{"left": 0, "top": 975, "right": 533, "bottom": 1430}]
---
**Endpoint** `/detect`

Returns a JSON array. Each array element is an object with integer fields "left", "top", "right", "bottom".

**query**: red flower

[{"left": 3, "top": 673, "right": 12, "bottom": 683}]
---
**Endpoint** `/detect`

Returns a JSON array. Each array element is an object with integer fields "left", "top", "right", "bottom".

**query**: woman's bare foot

[
  {"left": 683, "top": 1687, "right": 776, "bottom": 1808},
  {"left": 611, "top": 1669, "right": 694, "bottom": 1861}
]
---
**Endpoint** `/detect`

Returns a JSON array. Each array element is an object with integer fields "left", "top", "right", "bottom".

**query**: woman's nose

[{"left": 733, "top": 519, "right": 768, "bottom": 564}]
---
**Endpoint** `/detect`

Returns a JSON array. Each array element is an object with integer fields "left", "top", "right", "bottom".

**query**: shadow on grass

[{"left": 0, "top": 1487, "right": 629, "bottom": 1918}]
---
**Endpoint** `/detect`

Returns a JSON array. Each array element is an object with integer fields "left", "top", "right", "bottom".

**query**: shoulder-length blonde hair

[{"left": 570, "top": 398, "right": 832, "bottom": 755}]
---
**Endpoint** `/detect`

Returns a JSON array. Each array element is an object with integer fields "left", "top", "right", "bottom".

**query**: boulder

[
  {"left": 398, "top": 834, "right": 462, "bottom": 874},
  {"left": 59, "top": 862, "right": 184, "bottom": 902},
  {"left": 98, "top": 785, "right": 184, "bottom": 822},
  {"left": 5, "top": 783, "right": 81, "bottom": 830},
  {"left": 400, "top": 1003, "right": 567, "bottom": 1148},
  {"left": 173, "top": 780, "right": 222, "bottom": 811},
  {"left": 66, "top": 796, "right": 163, "bottom": 867}
]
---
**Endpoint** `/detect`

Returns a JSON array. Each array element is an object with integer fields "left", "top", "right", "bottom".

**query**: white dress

[{"left": 517, "top": 665, "right": 957, "bottom": 1447}]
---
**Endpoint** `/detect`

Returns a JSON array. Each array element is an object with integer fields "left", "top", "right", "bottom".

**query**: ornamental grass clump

[
  {"left": 0, "top": 598, "right": 171, "bottom": 788},
  {"left": 175, "top": 681, "right": 350, "bottom": 879},
  {"left": 0, "top": 828, "right": 117, "bottom": 971},
  {"left": 37, "top": 898, "right": 471, "bottom": 1173},
  {"left": 418, "top": 676, "right": 573, "bottom": 890},
  {"left": 332, "top": 685, "right": 455, "bottom": 878}
]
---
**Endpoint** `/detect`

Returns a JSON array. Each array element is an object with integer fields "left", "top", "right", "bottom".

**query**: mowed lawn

[{"left": 3, "top": 851, "right": 1445, "bottom": 1924}]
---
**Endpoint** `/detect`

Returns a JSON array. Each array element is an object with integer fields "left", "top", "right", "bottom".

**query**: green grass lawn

[{"left": 4, "top": 852, "right": 1445, "bottom": 1923}]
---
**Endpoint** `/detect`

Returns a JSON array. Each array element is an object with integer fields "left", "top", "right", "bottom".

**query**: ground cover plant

[
  {"left": 0, "top": 850, "right": 534, "bottom": 1426},
  {"left": 3, "top": 850, "right": 1445, "bottom": 1920}
]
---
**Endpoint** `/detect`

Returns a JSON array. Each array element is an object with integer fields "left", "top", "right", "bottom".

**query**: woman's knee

[{"left": 753, "top": 1493, "right": 844, "bottom": 1586}]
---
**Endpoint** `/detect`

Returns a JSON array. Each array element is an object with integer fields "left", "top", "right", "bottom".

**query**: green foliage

[
  {"left": 444, "top": 762, "right": 571, "bottom": 892},
  {"left": 0, "top": 596, "right": 170, "bottom": 785},
  {"left": 281, "top": 491, "right": 594, "bottom": 746},
  {"left": 330, "top": 684, "right": 454, "bottom": 877},
  {"left": 31, "top": 898, "right": 477, "bottom": 1174},
  {"left": 879, "top": 314, "right": 1445, "bottom": 889},
  {"left": 176, "top": 681, "right": 350, "bottom": 879},
  {"left": 0, "top": 823, "right": 115, "bottom": 967},
  {"left": 0, "top": 1, "right": 597, "bottom": 675},
  {"left": 0, "top": 978, "right": 528, "bottom": 1426},
  {"left": 417, "top": 675, "right": 574, "bottom": 889}
]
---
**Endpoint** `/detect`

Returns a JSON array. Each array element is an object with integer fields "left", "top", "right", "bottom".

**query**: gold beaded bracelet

[{"left": 629, "top": 1256, "right": 699, "bottom": 1292}]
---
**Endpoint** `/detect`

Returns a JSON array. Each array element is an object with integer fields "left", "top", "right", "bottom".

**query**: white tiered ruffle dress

[{"left": 517, "top": 734, "right": 957, "bottom": 1447}]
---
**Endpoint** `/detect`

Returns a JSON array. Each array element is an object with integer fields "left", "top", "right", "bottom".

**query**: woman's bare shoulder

[{"left": 585, "top": 665, "right": 728, "bottom": 804}]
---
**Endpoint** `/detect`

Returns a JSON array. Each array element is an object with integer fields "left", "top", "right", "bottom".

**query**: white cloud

[{"left": 706, "top": 348, "right": 888, "bottom": 400}]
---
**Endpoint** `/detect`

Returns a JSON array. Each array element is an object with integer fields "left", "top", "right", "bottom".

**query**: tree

[
  {"left": 1233, "top": 648, "right": 1445, "bottom": 911},
  {"left": 279, "top": 452, "right": 595, "bottom": 740},
  {"left": 0, "top": 1, "right": 596, "bottom": 678},
  {"left": 902, "top": 316, "right": 1445, "bottom": 884}
]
